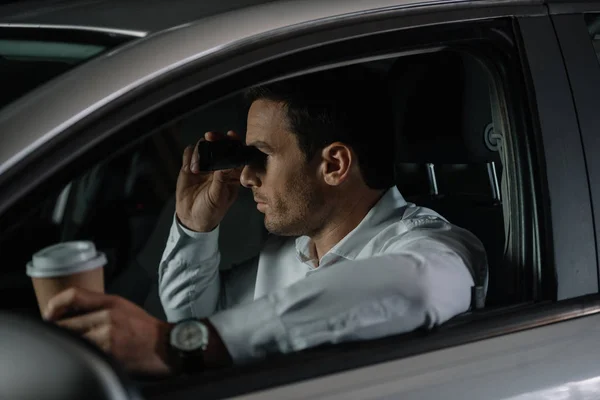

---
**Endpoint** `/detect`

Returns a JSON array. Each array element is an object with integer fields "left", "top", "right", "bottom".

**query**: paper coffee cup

[{"left": 27, "top": 241, "right": 106, "bottom": 315}]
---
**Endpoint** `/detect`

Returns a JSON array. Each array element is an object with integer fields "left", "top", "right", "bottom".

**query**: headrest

[{"left": 388, "top": 51, "right": 500, "bottom": 164}]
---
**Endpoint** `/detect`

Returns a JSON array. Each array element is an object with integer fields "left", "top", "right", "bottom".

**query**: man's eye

[
  {"left": 259, "top": 153, "right": 269, "bottom": 167},
  {"left": 247, "top": 147, "right": 268, "bottom": 168}
]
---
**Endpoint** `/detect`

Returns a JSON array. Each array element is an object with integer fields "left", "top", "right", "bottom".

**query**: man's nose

[{"left": 240, "top": 164, "right": 261, "bottom": 188}]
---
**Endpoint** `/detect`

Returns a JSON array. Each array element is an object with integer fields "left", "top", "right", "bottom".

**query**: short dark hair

[{"left": 244, "top": 65, "right": 395, "bottom": 189}]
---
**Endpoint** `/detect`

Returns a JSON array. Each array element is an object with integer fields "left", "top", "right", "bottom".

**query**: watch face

[{"left": 171, "top": 320, "right": 209, "bottom": 352}]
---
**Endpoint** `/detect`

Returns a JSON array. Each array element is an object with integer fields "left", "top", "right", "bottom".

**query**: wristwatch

[{"left": 169, "top": 319, "right": 209, "bottom": 374}]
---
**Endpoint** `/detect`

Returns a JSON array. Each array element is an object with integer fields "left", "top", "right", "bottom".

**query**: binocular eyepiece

[{"left": 196, "top": 139, "right": 266, "bottom": 171}]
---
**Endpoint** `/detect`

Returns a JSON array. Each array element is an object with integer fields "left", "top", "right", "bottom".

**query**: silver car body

[{"left": 1, "top": 0, "right": 599, "bottom": 399}]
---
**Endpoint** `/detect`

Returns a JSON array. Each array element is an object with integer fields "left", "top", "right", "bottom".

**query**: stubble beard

[{"left": 263, "top": 176, "right": 326, "bottom": 237}]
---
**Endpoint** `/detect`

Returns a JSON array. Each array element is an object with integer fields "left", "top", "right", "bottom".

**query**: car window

[
  {"left": 0, "top": 39, "right": 105, "bottom": 108},
  {"left": 585, "top": 13, "right": 600, "bottom": 64},
  {"left": 0, "top": 18, "right": 542, "bottom": 393},
  {"left": 0, "top": 27, "right": 136, "bottom": 109},
  {"left": 0, "top": 53, "right": 527, "bottom": 314}
]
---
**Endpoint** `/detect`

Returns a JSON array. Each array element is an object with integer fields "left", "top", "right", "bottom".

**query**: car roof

[
  {"left": 0, "top": 0, "right": 542, "bottom": 177},
  {"left": 0, "top": 0, "right": 279, "bottom": 34}
]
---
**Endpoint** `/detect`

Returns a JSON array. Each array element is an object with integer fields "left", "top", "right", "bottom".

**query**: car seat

[{"left": 388, "top": 50, "right": 509, "bottom": 307}]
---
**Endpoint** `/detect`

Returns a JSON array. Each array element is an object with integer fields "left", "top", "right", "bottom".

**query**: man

[{"left": 44, "top": 66, "right": 487, "bottom": 376}]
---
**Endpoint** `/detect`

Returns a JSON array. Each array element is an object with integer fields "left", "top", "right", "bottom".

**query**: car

[{"left": 2, "top": 0, "right": 600, "bottom": 399}]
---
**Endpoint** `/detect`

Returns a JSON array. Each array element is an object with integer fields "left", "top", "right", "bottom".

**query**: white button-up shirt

[{"left": 159, "top": 188, "right": 488, "bottom": 364}]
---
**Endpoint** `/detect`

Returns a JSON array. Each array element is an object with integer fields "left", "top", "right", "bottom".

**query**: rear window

[{"left": 0, "top": 26, "right": 137, "bottom": 109}]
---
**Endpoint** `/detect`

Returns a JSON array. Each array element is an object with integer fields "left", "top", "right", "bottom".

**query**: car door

[{"left": 0, "top": 1, "right": 599, "bottom": 399}]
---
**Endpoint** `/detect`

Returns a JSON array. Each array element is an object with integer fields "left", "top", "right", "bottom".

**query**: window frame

[
  {"left": 549, "top": 8, "right": 600, "bottom": 300},
  {"left": 0, "top": 2, "right": 594, "bottom": 397},
  {"left": 517, "top": 13, "right": 599, "bottom": 301}
]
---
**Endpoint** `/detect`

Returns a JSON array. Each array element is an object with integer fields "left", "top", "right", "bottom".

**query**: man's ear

[{"left": 320, "top": 142, "right": 353, "bottom": 186}]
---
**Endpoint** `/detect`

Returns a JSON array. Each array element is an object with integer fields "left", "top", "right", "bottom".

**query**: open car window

[
  {"left": 0, "top": 46, "right": 532, "bottom": 350},
  {"left": 0, "top": 25, "right": 141, "bottom": 109}
]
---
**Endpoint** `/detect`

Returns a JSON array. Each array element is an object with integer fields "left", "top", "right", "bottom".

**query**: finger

[
  {"left": 205, "top": 131, "right": 223, "bottom": 142},
  {"left": 177, "top": 145, "right": 195, "bottom": 195},
  {"left": 83, "top": 325, "right": 112, "bottom": 354},
  {"left": 44, "top": 288, "right": 115, "bottom": 321},
  {"left": 176, "top": 147, "right": 197, "bottom": 202},
  {"left": 181, "top": 145, "right": 193, "bottom": 172},
  {"left": 211, "top": 170, "right": 242, "bottom": 203},
  {"left": 190, "top": 139, "right": 202, "bottom": 173},
  {"left": 215, "top": 166, "right": 243, "bottom": 184},
  {"left": 226, "top": 130, "right": 241, "bottom": 141},
  {"left": 56, "top": 309, "right": 110, "bottom": 334}
]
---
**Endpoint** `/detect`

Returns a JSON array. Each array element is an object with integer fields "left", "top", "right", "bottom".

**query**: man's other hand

[{"left": 43, "top": 287, "right": 174, "bottom": 376}]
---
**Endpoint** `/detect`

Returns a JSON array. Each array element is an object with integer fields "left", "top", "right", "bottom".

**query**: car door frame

[
  {"left": 547, "top": 1, "right": 600, "bottom": 297},
  {"left": 518, "top": 10, "right": 599, "bottom": 300},
  {"left": 0, "top": 1, "right": 598, "bottom": 399}
]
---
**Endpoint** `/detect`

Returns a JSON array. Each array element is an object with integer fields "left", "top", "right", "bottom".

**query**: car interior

[{"left": 0, "top": 48, "right": 512, "bottom": 373}]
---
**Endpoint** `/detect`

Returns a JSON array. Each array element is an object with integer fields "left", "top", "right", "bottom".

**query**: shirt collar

[{"left": 295, "top": 187, "right": 408, "bottom": 267}]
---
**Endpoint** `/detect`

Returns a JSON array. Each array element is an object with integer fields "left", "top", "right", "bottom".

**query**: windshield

[{"left": 0, "top": 26, "right": 139, "bottom": 109}]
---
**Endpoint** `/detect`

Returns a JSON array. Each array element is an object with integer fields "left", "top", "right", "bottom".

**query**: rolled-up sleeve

[
  {"left": 210, "top": 221, "right": 486, "bottom": 364},
  {"left": 159, "top": 215, "right": 221, "bottom": 322}
]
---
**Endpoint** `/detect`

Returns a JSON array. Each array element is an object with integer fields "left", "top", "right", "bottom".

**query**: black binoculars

[{"left": 196, "top": 139, "right": 266, "bottom": 171}]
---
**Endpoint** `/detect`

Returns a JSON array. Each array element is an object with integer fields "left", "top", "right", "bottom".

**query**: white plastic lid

[{"left": 26, "top": 241, "right": 106, "bottom": 278}]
